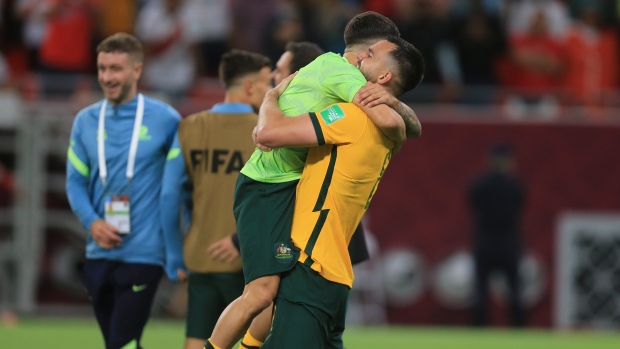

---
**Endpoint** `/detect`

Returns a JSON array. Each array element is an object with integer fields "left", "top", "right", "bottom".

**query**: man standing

[
  {"left": 469, "top": 143, "right": 526, "bottom": 327},
  {"left": 253, "top": 37, "right": 425, "bottom": 346},
  {"left": 161, "top": 50, "right": 272, "bottom": 349},
  {"left": 65, "top": 33, "right": 182, "bottom": 349}
]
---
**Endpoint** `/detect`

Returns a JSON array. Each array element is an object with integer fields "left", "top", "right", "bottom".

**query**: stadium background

[{"left": 1, "top": 0, "right": 620, "bottom": 346}]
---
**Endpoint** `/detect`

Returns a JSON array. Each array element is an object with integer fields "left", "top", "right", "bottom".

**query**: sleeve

[
  {"left": 65, "top": 116, "right": 100, "bottom": 231},
  {"left": 160, "top": 133, "right": 188, "bottom": 281},
  {"left": 318, "top": 58, "right": 366, "bottom": 103},
  {"left": 308, "top": 103, "right": 367, "bottom": 146}
]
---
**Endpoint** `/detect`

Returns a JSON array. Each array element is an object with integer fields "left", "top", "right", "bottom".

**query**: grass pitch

[{"left": 1, "top": 317, "right": 617, "bottom": 349}]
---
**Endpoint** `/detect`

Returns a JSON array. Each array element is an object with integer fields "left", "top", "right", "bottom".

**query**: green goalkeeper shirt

[{"left": 241, "top": 52, "right": 366, "bottom": 183}]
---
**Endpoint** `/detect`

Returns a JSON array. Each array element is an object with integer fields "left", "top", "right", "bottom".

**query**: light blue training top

[{"left": 66, "top": 94, "right": 181, "bottom": 270}]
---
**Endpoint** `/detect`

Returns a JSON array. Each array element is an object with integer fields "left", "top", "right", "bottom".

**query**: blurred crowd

[{"left": 0, "top": 0, "right": 619, "bottom": 109}]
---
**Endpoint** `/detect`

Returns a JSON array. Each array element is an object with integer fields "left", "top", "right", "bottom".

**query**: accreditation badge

[{"left": 104, "top": 195, "right": 131, "bottom": 234}]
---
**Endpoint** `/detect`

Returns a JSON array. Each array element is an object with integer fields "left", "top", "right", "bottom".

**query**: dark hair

[
  {"left": 385, "top": 36, "right": 425, "bottom": 97},
  {"left": 218, "top": 49, "right": 272, "bottom": 89},
  {"left": 97, "top": 33, "right": 144, "bottom": 62},
  {"left": 344, "top": 11, "right": 400, "bottom": 47},
  {"left": 285, "top": 41, "right": 324, "bottom": 73}
]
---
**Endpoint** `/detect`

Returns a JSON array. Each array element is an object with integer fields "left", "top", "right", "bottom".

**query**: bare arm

[
  {"left": 354, "top": 102, "right": 405, "bottom": 144},
  {"left": 255, "top": 73, "right": 319, "bottom": 148},
  {"left": 355, "top": 82, "right": 422, "bottom": 139}
]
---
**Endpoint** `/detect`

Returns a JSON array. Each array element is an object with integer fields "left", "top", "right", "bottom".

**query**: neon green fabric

[
  {"left": 120, "top": 339, "right": 138, "bottom": 349},
  {"left": 241, "top": 53, "right": 366, "bottom": 183},
  {"left": 166, "top": 147, "right": 181, "bottom": 160},
  {"left": 67, "top": 143, "right": 90, "bottom": 177}
]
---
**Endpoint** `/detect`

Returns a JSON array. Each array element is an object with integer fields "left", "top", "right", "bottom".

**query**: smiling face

[
  {"left": 356, "top": 40, "right": 397, "bottom": 84},
  {"left": 97, "top": 51, "right": 142, "bottom": 105}
]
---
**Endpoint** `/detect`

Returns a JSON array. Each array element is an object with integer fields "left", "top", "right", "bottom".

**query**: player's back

[
  {"left": 278, "top": 52, "right": 364, "bottom": 116},
  {"left": 178, "top": 110, "right": 256, "bottom": 273},
  {"left": 241, "top": 53, "right": 366, "bottom": 183}
]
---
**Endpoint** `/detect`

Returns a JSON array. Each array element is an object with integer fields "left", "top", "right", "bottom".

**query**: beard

[{"left": 101, "top": 81, "right": 133, "bottom": 105}]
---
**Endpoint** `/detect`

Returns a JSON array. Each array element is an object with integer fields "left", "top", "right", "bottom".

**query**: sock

[
  {"left": 239, "top": 330, "right": 264, "bottom": 349},
  {"left": 203, "top": 338, "right": 222, "bottom": 349}
]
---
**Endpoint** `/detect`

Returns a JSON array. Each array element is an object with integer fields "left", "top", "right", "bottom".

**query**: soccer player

[
  {"left": 160, "top": 50, "right": 273, "bottom": 349},
  {"left": 227, "top": 41, "right": 372, "bottom": 348},
  {"left": 255, "top": 35, "right": 425, "bottom": 348},
  {"left": 65, "top": 33, "right": 182, "bottom": 349},
  {"left": 272, "top": 41, "right": 372, "bottom": 273},
  {"left": 205, "top": 12, "right": 422, "bottom": 349}
]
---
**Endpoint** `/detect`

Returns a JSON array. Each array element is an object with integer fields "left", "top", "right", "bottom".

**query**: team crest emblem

[{"left": 274, "top": 243, "right": 293, "bottom": 262}]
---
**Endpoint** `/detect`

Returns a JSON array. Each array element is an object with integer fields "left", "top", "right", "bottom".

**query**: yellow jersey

[{"left": 291, "top": 103, "right": 395, "bottom": 287}]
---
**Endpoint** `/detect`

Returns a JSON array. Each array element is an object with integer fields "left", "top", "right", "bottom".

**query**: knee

[{"left": 242, "top": 277, "right": 279, "bottom": 313}]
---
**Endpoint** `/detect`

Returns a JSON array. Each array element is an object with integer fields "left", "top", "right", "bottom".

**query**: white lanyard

[{"left": 97, "top": 93, "right": 144, "bottom": 186}]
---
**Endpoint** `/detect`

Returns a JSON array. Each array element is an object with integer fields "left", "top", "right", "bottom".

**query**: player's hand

[
  {"left": 206, "top": 236, "right": 240, "bottom": 263},
  {"left": 177, "top": 268, "right": 189, "bottom": 282},
  {"left": 273, "top": 71, "right": 297, "bottom": 97},
  {"left": 252, "top": 126, "right": 271, "bottom": 152},
  {"left": 354, "top": 82, "right": 399, "bottom": 108},
  {"left": 90, "top": 219, "right": 122, "bottom": 249},
  {"left": 393, "top": 140, "right": 404, "bottom": 154}
]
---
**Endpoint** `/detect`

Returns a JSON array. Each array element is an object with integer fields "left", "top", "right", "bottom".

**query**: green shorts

[
  {"left": 233, "top": 174, "right": 300, "bottom": 284},
  {"left": 262, "top": 263, "right": 350, "bottom": 349},
  {"left": 185, "top": 272, "right": 244, "bottom": 339}
]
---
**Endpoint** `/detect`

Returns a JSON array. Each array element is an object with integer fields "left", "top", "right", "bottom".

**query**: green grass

[{"left": 1, "top": 317, "right": 618, "bottom": 349}]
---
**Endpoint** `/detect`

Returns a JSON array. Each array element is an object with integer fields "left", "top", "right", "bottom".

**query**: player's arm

[
  {"left": 356, "top": 100, "right": 406, "bottom": 145},
  {"left": 66, "top": 118, "right": 122, "bottom": 249},
  {"left": 355, "top": 82, "right": 422, "bottom": 139},
  {"left": 255, "top": 73, "right": 319, "bottom": 148},
  {"left": 160, "top": 133, "right": 188, "bottom": 282}
]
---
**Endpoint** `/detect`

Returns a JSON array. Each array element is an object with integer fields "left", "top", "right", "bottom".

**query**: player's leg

[
  {"left": 262, "top": 297, "right": 331, "bottom": 349},
  {"left": 81, "top": 259, "right": 115, "bottom": 347},
  {"left": 107, "top": 262, "right": 163, "bottom": 349},
  {"left": 502, "top": 250, "right": 525, "bottom": 327},
  {"left": 472, "top": 250, "right": 492, "bottom": 326},
  {"left": 326, "top": 293, "right": 349, "bottom": 349},
  {"left": 262, "top": 263, "right": 349, "bottom": 349},
  {"left": 207, "top": 275, "right": 280, "bottom": 349},
  {"left": 207, "top": 175, "right": 299, "bottom": 349},
  {"left": 185, "top": 273, "right": 227, "bottom": 349},
  {"left": 239, "top": 303, "right": 273, "bottom": 349}
]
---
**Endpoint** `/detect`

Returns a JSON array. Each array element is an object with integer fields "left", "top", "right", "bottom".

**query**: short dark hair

[
  {"left": 344, "top": 11, "right": 400, "bottom": 47},
  {"left": 385, "top": 36, "right": 425, "bottom": 97},
  {"left": 218, "top": 49, "right": 272, "bottom": 89},
  {"left": 285, "top": 41, "right": 324, "bottom": 73},
  {"left": 97, "top": 33, "right": 143, "bottom": 62}
]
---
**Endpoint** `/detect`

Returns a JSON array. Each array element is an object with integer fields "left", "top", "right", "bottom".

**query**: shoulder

[
  {"left": 317, "top": 53, "right": 353, "bottom": 68},
  {"left": 179, "top": 110, "right": 205, "bottom": 126},
  {"left": 143, "top": 95, "right": 181, "bottom": 121},
  {"left": 314, "top": 103, "right": 366, "bottom": 127},
  {"left": 316, "top": 103, "right": 365, "bottom": 119},
  {"left": 73, "top": 100, "right": 103, "bottom": 125}
]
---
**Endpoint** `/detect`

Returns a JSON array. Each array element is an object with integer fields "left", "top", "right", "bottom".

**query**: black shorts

[
  {"left": 185, "top": 272, "right": 245, "bottom": 339},
  {"left": 81, "top": 259, "right": 162, "bottom": 349},
  {"left": 233, "top": 174, "right": 300, "bottom": 284}
]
